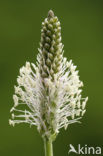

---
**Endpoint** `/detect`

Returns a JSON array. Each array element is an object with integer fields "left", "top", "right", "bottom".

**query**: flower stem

[{"left": 44, "top": 138, "right": 53, "bottom": 156}]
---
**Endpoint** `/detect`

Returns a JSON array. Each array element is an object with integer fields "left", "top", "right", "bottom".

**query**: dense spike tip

[{"left": 48, "top": 10, "right": 54, "bottom": 19}]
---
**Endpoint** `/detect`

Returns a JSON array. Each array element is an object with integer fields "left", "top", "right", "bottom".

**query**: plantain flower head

[{"left": 9, "top": 10, "right": 88, "bottom": 140}]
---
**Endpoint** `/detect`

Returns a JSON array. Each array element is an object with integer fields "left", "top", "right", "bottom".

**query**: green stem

[{"left": 44, "top": 138, "right": 53, "bottom": 156}]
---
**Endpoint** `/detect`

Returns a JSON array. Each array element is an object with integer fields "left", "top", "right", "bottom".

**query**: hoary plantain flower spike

[{"left": 9, "top": 10, "right": 88, "bottom": 143}]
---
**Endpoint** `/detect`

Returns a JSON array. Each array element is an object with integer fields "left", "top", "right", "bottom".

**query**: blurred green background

[{"left": 0, "top": 0, "right": 103, "bottom": 156}]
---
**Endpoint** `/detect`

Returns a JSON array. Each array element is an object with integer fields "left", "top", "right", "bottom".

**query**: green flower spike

[
  {"left": 39, "top": 10, "right": 63, "bottom": 79},
  {"left": 9, "top": 10, "right": 88, "bottom": 156}
]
